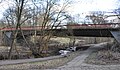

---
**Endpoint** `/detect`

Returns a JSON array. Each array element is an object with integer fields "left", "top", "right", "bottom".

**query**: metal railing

[{"left": 0, "top": 23, "right": 120, "bottom": 31}]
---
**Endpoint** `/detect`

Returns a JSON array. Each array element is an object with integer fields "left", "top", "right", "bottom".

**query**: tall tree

[
  {"left": 86, "top": 11, "right": 107, "bottom": 24},
  {"left": 2, "top": 0, "right": 72, "bottom": 58},
  {"left": 2, "top": 0, "right": 28, "bottom": 59},
  {"left": 30, "top": 0, "right": 72, "bottom": 57}
]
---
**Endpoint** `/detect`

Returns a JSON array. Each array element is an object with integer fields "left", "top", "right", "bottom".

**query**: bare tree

[
  {"left": 86, "top": 12, "right": 107, "bottom": 24},
  {"left": 29, "top": 0, "right": 72, "bottom": 57},
  {"left": 2, "top": 0, "right": 72, "bottom": 58},
  {"left": 85, "top": 11, "right": 107, "bottom": 44},
  {"left": 2, "top": 0, "right": 29, "bottom": 59},
  {"left": 66, "top": 15, "right": 76, "bottom": 47}
]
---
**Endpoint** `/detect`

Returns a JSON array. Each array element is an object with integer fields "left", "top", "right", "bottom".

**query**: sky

[
  {"left": 0, "top": 0, "right": 13, "bottom": 19},
  {"left": 67, "top": 0, "right": 119, "bottom": 17},
  {"left": 69, "top": 0, "right": 119, "bottom": 14},
  {"left": 0, "top": 0, "right": 119, "bottom": 20}
]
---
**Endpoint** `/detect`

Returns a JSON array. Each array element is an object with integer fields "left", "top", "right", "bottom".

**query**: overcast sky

[
  {"left": 69, "top": 0, "right": 119, "bottom": 13},
  {"left": 0, "top": 0, "right": 119, "bottom": 19}
]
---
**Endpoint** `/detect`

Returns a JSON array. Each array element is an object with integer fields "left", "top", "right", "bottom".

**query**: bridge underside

[
  {"left": 3, "top": 28, "right": 120, "bottom": 46},
  {"left": 49, "top": 28, "right": 119, "bottom": 37},
  {"left": 15, "top": 28, "right": 119, "bottom": 37}
]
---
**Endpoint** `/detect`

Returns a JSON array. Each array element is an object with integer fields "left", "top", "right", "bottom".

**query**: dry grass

[
  {"left": 84, "top": 43, "right": 120, "bottom": 65},
  {"left": 0, "top": 50, "right": 81, "bottom": 69}
]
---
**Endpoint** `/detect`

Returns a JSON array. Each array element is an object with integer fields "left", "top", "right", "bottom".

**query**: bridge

[
  {"left": 1, "top": 23, "right": 120, "bottom": 37},
  {"left": 1, "top": 23, "right": 120, "bottom": 45},
  {"left": 1, "top": 23, "right": 119, "bottom": 31}
]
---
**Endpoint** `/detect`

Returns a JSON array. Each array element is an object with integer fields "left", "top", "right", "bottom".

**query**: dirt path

[
  {"left": 58, "top": 42, "right": 106, "bottom": 68},
  {"left": 45, "top": 42, "right": 120, "bottom": 70},
  {"left": 0, "top": 56, "right": 63, "bottom": 65}
]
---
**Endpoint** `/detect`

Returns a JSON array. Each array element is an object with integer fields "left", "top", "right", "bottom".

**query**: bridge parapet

[
  {"left": 0, "top": 23, "right": 120, "bottom": 31},
  {"left": 66, "top": 23, "right": 120, "bottom": 29}
]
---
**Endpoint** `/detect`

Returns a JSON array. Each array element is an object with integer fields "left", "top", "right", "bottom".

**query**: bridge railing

[
  {"left": 66, "top": 23, "right": 120, "bottom": 29},
  {"left": 0, "top": 23, "right": 120, "bottom": 31}
]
